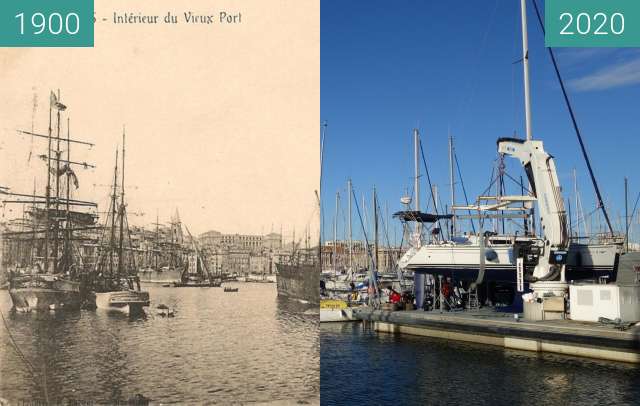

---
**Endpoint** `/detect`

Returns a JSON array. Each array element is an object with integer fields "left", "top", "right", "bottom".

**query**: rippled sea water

[
  {"left": 321, "top": 322, "right": 640, "bottom": 406},
  {"left": 0, "top": 283, "right": 319, "bottom": 404}
]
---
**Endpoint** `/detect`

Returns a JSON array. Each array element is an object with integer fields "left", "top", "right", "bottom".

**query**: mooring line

[{"left": 0, "top": 308, "right": 50, "bottom": 404}]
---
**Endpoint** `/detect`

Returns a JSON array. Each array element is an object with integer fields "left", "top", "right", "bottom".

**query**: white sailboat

[{"left": 398, "top": 0, "right": 620, "bottom": 303}]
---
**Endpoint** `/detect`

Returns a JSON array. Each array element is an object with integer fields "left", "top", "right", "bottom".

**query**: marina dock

[{"left": 353, "top": 307, "right": 640, "bottom": 364}]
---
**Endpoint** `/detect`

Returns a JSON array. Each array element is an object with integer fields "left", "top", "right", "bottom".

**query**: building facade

[{"left": 198, "top": 230, "right": 284, "bottom": 275}]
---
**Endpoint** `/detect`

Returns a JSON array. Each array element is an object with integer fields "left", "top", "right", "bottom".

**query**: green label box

[
  {"left": 546, "top": 0, "right": 640, "bottom": 47},
  {"left": 0, "top": 0, "right": 94, "bottom": 47}
]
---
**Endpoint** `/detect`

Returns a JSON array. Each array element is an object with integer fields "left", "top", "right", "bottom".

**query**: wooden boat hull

[
  {"left": 8, "top": 276, "right": 81, "bottom": 312},
  {"left": 275, "top": 263, "right": 320, "bottom": 305},
  {"left": 137, "top": 269, "right": 182, "bottom": 284},
  {"left": 94, "top": 290, "right": 150, "bottom": 314},
  {"left": 9, "top": 286, "right": 81, "bottom": 312},
  {"left": 173, "top": 281, "right": 222, "bottom": 288},
  {"left": 245, "top": 274, "right": 277, "bottom": 283}
]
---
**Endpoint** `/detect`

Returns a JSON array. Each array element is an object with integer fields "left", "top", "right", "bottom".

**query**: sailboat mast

[
  {"left": 373, "top": 186, "right": 379, "bottom": 272},
  {"left": 31, "top": 180, "right": 37, "bottom": 265},
  {"left": 448, "top": 133, "right": 455, "bottom": 236},
  {"left": 520, "top": 0, "right": 537, "bottom": 238},
  {"left": 520, "top": 0, "right": 533, "bottom": 141},
  {"left": 625, "top": 177, "right": 629, "bottom": 253},
  {"left": 44, "top": 92, "right": 54, "bottom": 273},
  {"left": 117, "top": 129, "right": 126, "bottom": 275},
  {"left": 44, "top": 94, "right": 53, "bottom": 273},
  {"left": 155, "top": 211, "right": 159, "bottom": 270},
  {"left": 348, "top": 178, "right": 353, "bottom": 271},
  {"left": 414, "top": 129, "right": 420, "bottom": 212},
  {"left": 414, "top": 129, "right": 422, "bottom": 243},
  {"left": 573, "top": 168, "right": 578, "bottom": 237},
  {"left": 433, "top": 184, "right": 439, "bottom": 240},
  {"left": 333, "top": 191, "right": 338, "bottom": 271},
  {"left": 109, "top": 150, "right": 119, "bottom": 277},
  {"left": 170, "top": 210, "right": 175, "bottom": 267},
  {"left": 53, "top": 90, "right": 62, "bottom": 273},
  {"left": 65, "top": 118, "right": 72, "bottom": 270},
  {"left": 362, "top": 194, "right": 369, "bottom": 269},
  {"left": 315, "top": 190, "right": 322, "bottom": 268}
]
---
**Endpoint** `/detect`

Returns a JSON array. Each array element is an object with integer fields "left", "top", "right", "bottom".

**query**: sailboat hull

[
  {"left": 137, "top": 269, "right": 182, "bottom": 284},
  {"left": 94, "top": 290, "right": 150, "bottom": 314},
  {"left": 404, "top": 243, "right": 619, "bottom": 283},
  {"left": 276, "top": 263, "right": 320, "bottom": 305},
  {"left": 8, "top": 277, "right": 81, "bottom": 312},
  {"left": 173, "top": 281, "right": 221, "bottom": 287}
]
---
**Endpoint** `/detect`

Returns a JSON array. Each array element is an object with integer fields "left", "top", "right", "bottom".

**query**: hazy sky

[
  {"left": 321, "top": 0, "right": 640, "bottom": 243},
  {"left": 0, "top": 0, "right": 319, "bottom": 239}
]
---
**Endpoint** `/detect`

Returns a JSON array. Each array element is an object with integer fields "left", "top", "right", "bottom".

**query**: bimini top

[{"left": 393, "top": 210, "right": 453, "bottom": 223}]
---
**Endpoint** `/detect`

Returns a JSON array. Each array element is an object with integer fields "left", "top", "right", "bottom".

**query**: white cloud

[
  {"left": 569, "top": 57, "right": 640, "bottom": 92},
  {"left": 557, "top": 48, "right": 621, "bottom": 68}
]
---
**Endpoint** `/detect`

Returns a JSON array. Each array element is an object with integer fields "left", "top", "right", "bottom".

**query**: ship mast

[
  {"left": 625, "top": 177, "right": 629, "bottom": 253},
  {"left": 413, "top": 129, "right": 421, "bottom": 245},
  {"left": 448, "top": 132, "right": 455, "bottom": 236},
  {"left": 64, "top": 118, "right": 72, "bottom": 272},
  {"left": 373, "top": 186, "right": 379, "bottom": 272},
  {"left": 333, "top": 191, "right": 339, "bottom": 273},
  {"left": 520, "top": 0, "right": 533, "bottom": 141},
  {"left": 347, "top": 178, "right": 353, "bottom": 271},
  {"left": 44, "top": 93, "right": 53, "bottom": 273},
  {"left": 108, "top": 150, "right": 119, "bottom": 279},
  {"left": 520, "top": 0, "right": 535, "bottom": 236},
  {"left": 3, "top": 91, "right": 95, "bottom": 275},
  {"left": 155, "top": 211, "right": 159, "bottom": 270},
  {"left": 170, "top": 211, "right": 175, "bottom": 268},
  {"left": 53, "top": 90, "right": 62, "bottom": 274},
  {"left": 31, "top": 180, "right": 37, "bottom": 265},
  {"left": 117, "top": 128, "right": 126, "bottom": 276}
]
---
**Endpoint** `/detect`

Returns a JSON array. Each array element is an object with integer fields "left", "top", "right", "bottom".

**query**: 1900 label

[{"left": 0, "top": 0, "right": 93, "bottom": 47}]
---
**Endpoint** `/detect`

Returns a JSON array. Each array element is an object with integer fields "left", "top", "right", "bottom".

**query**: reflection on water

[
  {"left": 0, "top": 283, "right": 319, "bottom": 404},
  {"left": 321, "top": 323, "right": 640, "bottom": 406}
]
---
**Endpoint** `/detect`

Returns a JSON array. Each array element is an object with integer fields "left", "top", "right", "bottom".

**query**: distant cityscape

[{"left": 0, "top": 212, "right": 316, "bottom": 279}]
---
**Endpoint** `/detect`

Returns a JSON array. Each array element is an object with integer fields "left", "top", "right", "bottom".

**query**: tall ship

[
  {"left": 138, "top": 210, "right": 185, "bottom": 283},
  {"left": 89, "top": 132, "right": 149, "bottom": 313},
  {"left": 276, "top": 244, "right": 320, "bottom": 305},
  {"left": 174, "top": 226, "right": 221, "bottom": 287},
  {"left": 1, "top": 91, "right": 98, "bottom": 311},
  {"left": 274, "top": 146, "right": 321, "bottom": 305}
]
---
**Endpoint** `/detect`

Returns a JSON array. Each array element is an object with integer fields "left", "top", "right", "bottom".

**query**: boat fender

[{"left": 485, "top": 249, "right": 498, "bottom": 262}]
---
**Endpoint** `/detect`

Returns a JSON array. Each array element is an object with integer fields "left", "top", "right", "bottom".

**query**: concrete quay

[{"left": 353, "top": 307, "right": 640, "bottom": 363}]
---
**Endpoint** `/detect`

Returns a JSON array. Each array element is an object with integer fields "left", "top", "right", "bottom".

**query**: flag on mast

[{"left": 50, "top": 91, "right": 67, "bottom": 111}]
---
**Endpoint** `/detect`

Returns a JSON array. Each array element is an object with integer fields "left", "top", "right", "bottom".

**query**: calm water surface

[
  {"left": 321, "top": 322, "right": 640, "bottom": 406},
  {"left": 0, "top": 283, "right": 319, "bottom": 404}
]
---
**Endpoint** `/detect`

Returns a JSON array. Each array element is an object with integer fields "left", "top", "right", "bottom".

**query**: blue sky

[{"left": 321, "top": 0, "right": 640, "bottom": 244}]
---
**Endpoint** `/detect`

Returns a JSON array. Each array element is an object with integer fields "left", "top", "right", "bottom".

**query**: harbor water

[
  {"left": 0, "top": 283, "right": 319, "bottom": 404},
  {"left": 320, "top": 322, "right": 640, "bottom": 406}
]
